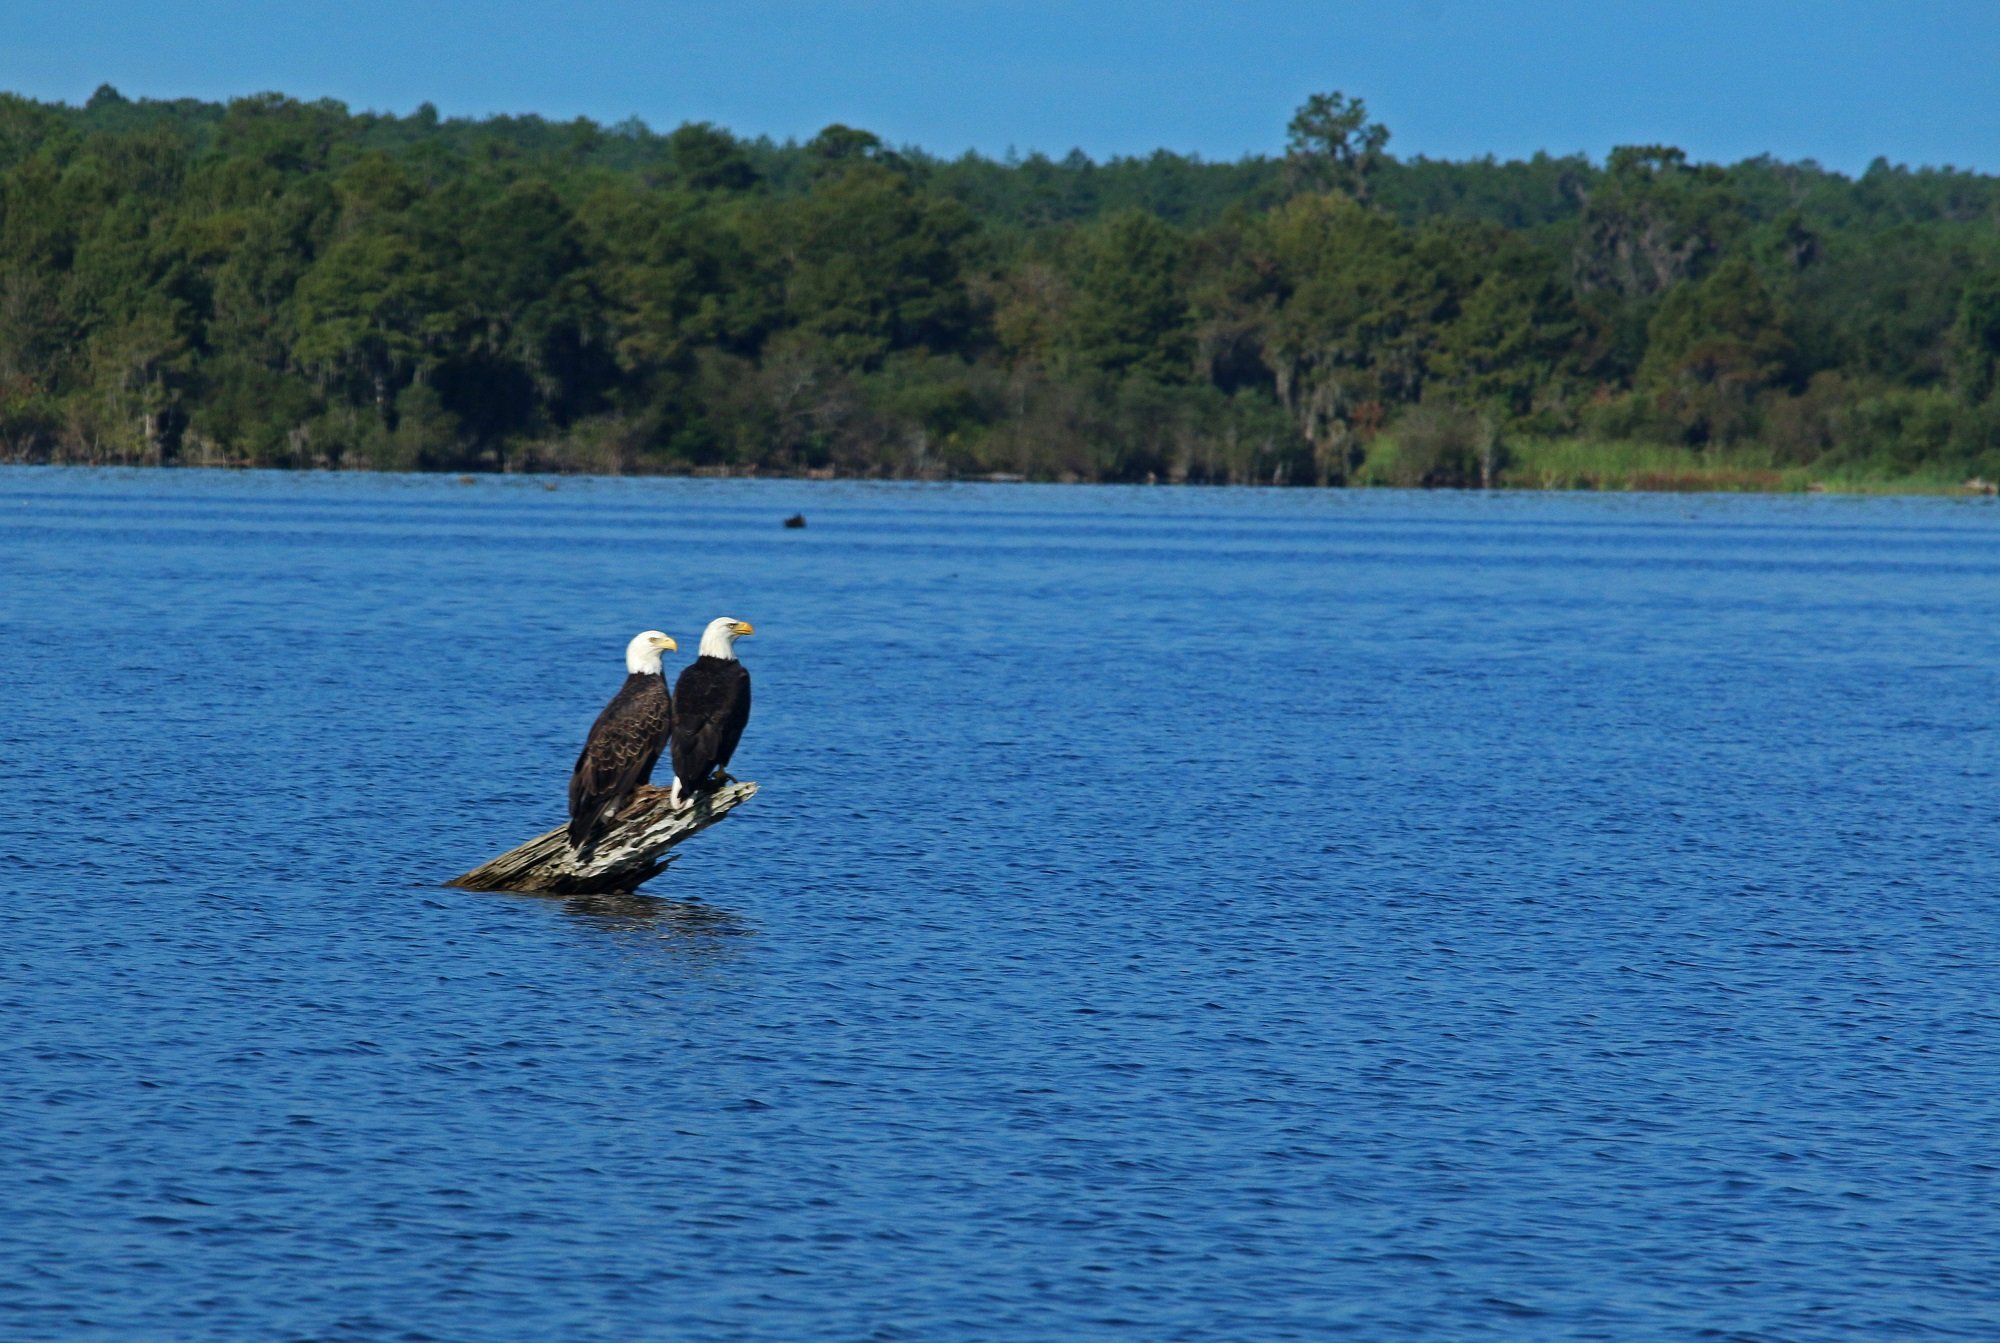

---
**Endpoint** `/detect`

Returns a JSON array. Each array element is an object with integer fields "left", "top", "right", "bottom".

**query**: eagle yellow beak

[
  {"left": 732, "top": 621, "right": 755, "bottom": 637},
  {"left": 654, "top": 635, "right": 678, "bottom": 651}
]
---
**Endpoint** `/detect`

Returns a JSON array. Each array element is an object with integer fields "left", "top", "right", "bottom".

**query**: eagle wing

[
  {"left": 671, "top": 660, "right": 751, "bottom": 788},
  {"left": 714, "top": 667, "right": 750, "bottom": 771},
  {"left": 567, "top": 677, "right": 672, "bottom": 848}
]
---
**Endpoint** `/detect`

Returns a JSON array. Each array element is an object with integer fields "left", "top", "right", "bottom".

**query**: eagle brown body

[
  {"left": 671, "top": 655, "right": 751, "bottom": 793},
  {"left": 568, "top": 639, "right": 677, "bottom": 850}
]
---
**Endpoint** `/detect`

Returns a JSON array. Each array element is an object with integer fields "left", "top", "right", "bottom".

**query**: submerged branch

[{"left": 447, "top": 781, "right": 758, "bottom": 895}]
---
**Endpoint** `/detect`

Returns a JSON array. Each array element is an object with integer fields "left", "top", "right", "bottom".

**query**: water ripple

[{"left": 1, "top": 470, "right": 1997, "bottom": 1340}]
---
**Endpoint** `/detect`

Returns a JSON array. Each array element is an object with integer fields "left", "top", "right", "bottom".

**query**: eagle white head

[
  {"left": 625, "top": 629, "right": 677, "bottom": 675},
  {"left": 699, "top": 616, "right": 755, "bottom": 661}
]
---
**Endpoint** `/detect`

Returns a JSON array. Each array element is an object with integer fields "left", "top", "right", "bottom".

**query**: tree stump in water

[{"left": 446, "top": 781, "right": 757, "bottom": 895}]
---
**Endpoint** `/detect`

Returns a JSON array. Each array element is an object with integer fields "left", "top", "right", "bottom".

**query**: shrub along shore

[
  {"left": 2, "top": 87, "right": 1997, "bottom": 492},
  {"left": 19, "top": 448, "right": 1989, "bottom": 498}
]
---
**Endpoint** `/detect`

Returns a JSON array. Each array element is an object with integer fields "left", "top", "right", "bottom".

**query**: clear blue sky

[{"left": 6, "top": 0, "right": 1998, "bottom": 173}]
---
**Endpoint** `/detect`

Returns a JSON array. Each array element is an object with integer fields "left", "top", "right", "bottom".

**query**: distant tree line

[{"left": 2, "top": 84, "right": 1998, "bottom": 485}]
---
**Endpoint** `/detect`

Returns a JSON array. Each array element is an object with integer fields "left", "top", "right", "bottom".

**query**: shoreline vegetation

[
  {"left": 2, "top": 87, "right": 1998, "bottom": 495},
  {"left": 13, "top": 454, "right": 1996, "bottom": 499}
]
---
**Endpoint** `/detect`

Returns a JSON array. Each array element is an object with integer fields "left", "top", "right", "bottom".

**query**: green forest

[{"left": 3, "top": 85, "right": 1999, "bottom": 489}]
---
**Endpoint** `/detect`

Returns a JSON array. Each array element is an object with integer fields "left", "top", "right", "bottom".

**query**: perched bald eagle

[
  {"left": 671, "top": 617, "right": 753, "bottom": 807},
  {"left": 568, "top": 630, "right": 678, "bottom": 850}
]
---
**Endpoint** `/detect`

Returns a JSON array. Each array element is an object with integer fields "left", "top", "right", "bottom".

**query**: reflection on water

[
  {"left": 518, "top": 887, "right": 755, "bottom": 956},
  {"left": 563, "top": 891, "right": 750, "bottom": 935}
]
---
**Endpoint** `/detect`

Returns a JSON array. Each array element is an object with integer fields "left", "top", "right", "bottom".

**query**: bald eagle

[
  {"left": 568, "top": 630, "right": 677, "bottom": 850},
  {"left": 671, "top": 617, "right": 753, "bottom": 807}
]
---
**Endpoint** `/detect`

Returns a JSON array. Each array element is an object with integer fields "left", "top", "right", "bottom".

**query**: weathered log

[{"left": 447, "top": 781, "right": 758, "bottom": 894}]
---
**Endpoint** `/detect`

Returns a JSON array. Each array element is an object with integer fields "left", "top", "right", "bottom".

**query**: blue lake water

[{"left": 2, "top": 468, "right": 1998, "bottom": 1341}]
